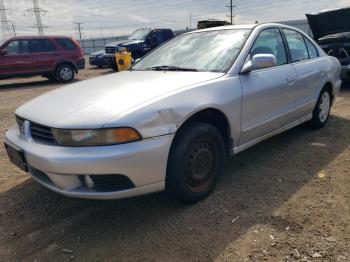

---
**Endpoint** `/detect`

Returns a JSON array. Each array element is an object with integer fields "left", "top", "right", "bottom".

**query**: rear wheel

[
  {"left": 309, "top": 88, "right": 332, "bottom": 129},
  {"left": 55, "top": 64, "right": 75, "bottom": 82},
  {"left": 166, "top": 122, "right": 225, "bottom": 203}
]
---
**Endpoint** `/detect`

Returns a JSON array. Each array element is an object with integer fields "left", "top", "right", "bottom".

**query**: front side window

[
  {"left": 6, "top": 40, "right": 29, "bottom": 54},
  {"left": 305, "top": 38, "right": 319, "bottom": 59},
  {"left": 150, "top": 31, "right": 164, "bottom": 43},
  {"left": 250, "top": 28, "right": 287, "bottom": 66},
  {"left": 132, "top": 29, "right": 251, "bottom": 73},
  {"left": 283, "top": 29, "right": 309, "bottom": 63},
  {"left": 6, "top": 41, "right": 19, "bottom": 54}
]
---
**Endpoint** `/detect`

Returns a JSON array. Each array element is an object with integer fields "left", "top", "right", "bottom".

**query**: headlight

[{"left": 52, "top": 128, "right": 142, "bottom": 146}]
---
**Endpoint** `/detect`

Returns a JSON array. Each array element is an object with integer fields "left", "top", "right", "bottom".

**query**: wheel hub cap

[
  {"left": 60, "top": 67, "right": 73, "bottom": 80},
  {"left": 319, "top": 92, "right": 330, "bottom": 123}
]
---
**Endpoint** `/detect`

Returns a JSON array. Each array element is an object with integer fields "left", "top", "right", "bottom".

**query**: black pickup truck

[
  {"left": 104, "top": 28, "right": 174, "bottom": 70},
  {"left": 306, "top": 7, "right": 350, "bottom": 80}
]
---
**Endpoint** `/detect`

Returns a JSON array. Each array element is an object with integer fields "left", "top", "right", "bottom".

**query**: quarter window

[
  {"left": 251, "top": 28, "right": 287, "bottom": 66},
  {"left": 282, "top": 29, "right": 309, "bottom": 63},
  {"left": 56, "top": 38, "right": 76, "bottom": 51},
  {"left": 305, "top": 38, "right": 319, "bottom": 59}
]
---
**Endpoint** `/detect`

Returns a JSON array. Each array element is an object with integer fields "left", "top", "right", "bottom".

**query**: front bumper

[
  {"left": 341, "top": 65, "right": 350, "bottom": 80},
  {"left": 76, "top": 57, "right": 85, "bottom": 70},
  {"left": 5, "top": 126, "right": 173, "bottom": 200}
]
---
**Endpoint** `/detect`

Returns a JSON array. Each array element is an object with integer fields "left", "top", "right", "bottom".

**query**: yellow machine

[{"left": 115, "top": 48, "right": 132, "bottom": 71}]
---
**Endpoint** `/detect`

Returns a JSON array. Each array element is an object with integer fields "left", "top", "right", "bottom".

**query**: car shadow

[{"left": 0, "top": 114, "right": 349, "bottom": 261}]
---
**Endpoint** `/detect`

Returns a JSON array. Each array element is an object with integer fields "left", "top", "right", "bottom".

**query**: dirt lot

[{"left": 0, "top": 66, "right": 349, "bottom": 262}]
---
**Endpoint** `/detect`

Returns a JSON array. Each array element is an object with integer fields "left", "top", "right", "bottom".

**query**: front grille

[
  {"left": 105, "top": 46, "right": 116, "bottom": 54},
  {"left": 30, "top": 122, "right": 56, "bottom": 145},
  {"left": 89, "top": 175, "right": 135, "bottom": 192}
]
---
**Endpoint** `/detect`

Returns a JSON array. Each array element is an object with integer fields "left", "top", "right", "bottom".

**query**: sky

[{"left": 1, "top": 0, "right": 349, "bottom": 40}]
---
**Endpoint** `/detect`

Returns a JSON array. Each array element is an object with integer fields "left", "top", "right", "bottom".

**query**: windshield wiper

[{"left": 145, "top": 65, "right": 198, "bottom": 72}]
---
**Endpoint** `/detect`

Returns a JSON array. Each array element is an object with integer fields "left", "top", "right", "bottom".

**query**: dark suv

[{"left": 0, "top": 36, "right": 85, "bottom": 82}]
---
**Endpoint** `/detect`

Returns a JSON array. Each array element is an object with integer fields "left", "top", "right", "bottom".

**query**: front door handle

[{"left": 287, "top": 76, "right": 296, "bottom": 84}]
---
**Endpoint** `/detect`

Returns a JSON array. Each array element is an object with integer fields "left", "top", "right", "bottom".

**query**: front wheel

[
  {"left": 309, "top": 88, "right": 332, "bottom": 129},
  {"left": 166, "top": 122, "right": 225, "bottom": 203}
]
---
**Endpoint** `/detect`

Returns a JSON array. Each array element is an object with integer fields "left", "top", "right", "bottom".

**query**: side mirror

[
  {"left": 241, "top": 54, "right": 277, "bottom": 73},
  {"left": 133, "top": 58, "right": 141, "bottom": 64},
  {"left": 0, "top": 49, "right": 8, "bottom": 56}
]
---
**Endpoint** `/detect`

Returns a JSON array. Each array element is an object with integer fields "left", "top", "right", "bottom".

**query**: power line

[
  {"left": 26, "top": 0, "right": 48, "bottom": 35},
  {"left": 0, "top": 0, "right": 12, "bottom": 40}
]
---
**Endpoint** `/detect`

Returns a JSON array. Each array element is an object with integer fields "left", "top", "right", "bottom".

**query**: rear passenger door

[
  {"left": 282, "top": 29, "right": 322, "bottom": 118},
  {"left": 29, "top": 39, "right": 57, "bottom": 73},
  {"left": 239, "top": 28, "right": 298, "bottom": 145}
]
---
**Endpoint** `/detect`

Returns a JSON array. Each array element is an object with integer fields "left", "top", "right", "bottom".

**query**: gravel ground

[{"left": 0, "top": 66, "right": 349, "bottom": 262}]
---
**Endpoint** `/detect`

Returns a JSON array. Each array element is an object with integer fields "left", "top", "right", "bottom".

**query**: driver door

[
  {"left": 239, "top": 28, "right": 298, "bottom": 145},
  {"left": 0, "top": 40, "right": 32, "bottom": 77}
]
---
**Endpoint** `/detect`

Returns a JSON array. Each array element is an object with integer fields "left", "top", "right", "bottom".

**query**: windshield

[
  {"left": 0, "top": 39, "right": 7, "bottom": 47},
  {"left": 132, "top": 29, "right": 250, "bottom": 73},
  {"left": 128, "top": 29, "right": 151, "bottom": 40}
]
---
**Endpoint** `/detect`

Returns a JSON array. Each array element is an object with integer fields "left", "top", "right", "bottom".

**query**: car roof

[
  {"left": 5, "top": 36, "right": 72, "bottom": 41},
  {"left": 182, "top": 23, "right": 296, "bottom": 35}
]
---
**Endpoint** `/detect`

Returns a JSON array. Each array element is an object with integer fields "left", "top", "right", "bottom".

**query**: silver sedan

[{"left": 4, "top": 23, "right": 342, "bottom": 202}]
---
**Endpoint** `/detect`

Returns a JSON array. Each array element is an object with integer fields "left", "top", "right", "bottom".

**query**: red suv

[{"left": 0, "top": 36, "right": 85, "bottom": 82}]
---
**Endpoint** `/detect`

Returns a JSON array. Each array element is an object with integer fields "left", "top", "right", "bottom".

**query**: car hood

[
  {"left": 306, "top": 7, "right": 350, "bottom": 40},
  {"left": 105, "top": 39, "right": 143, "bottom": 48},
  {"left": 90, "top": 50, "right": 105, "bottom": 56},
  {"left": 16, "top": 71, "right": 224, "bottom": 129}
]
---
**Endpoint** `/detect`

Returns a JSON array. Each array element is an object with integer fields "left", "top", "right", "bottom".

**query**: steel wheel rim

[
  {"left": 185, "top": 140, "right": 216, "bottom": 193},
  {"left": 60, "top": 67, "right": 73, "bottom": 80},
  {"left": 319, "top": 92, "right": 330, "bottom": 123}
]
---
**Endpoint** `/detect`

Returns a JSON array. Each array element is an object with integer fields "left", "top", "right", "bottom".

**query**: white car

[{"left": 4, "top": 23, "right": 341, "bottom": 202}]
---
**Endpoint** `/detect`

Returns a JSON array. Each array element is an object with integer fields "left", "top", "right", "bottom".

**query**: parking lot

[{"left": 0, "top": 65, "right": 349, "bottom": 261}]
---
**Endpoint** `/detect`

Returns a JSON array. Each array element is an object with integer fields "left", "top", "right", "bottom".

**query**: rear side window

[
  {"left": 56, "top": 38, "right": 76, "bottom": 51},
  {"left": 304, "top": 38, "right": 319, "bottom": 59},
  {"left": 282, "top": 29, "right": 309, "bottom": 63},
  {"left": 29, "top": 39, "right": 55, "bottom": 53},
  {"left": 251, "top": 28, "right": 288, "bottom": 66}
]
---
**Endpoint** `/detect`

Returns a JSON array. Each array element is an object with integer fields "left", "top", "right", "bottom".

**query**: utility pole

[
  {"left": 74, "top": 22, "right": 83, "bottom": 41},
  {"left": 189, "top": 12, "right": 192, "bottom": 30},
  {"left": 11, "top": 21, "right": 16, "bottom": 36},
  {"left": 26, "top": 0, "right": 48, "bottom": 35},
  {"left": 226, "top": 0, "right": 236, "bottom": 25},
  {"left": 0, "top": 0, "right": 12, "bottom": 40}
]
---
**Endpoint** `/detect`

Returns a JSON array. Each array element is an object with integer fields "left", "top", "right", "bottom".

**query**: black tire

[
  {"left": 309, "top": 88, "right": 332, "bottom": 129},
  {"left": 166, "top": 122, "right": 225, "bottom": 203},
  {"left": 55, "top": 64, "right": 75, "bottom": 82},
  {"left": 111, "top": 59, "right": 118, "bottom": 72}
]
